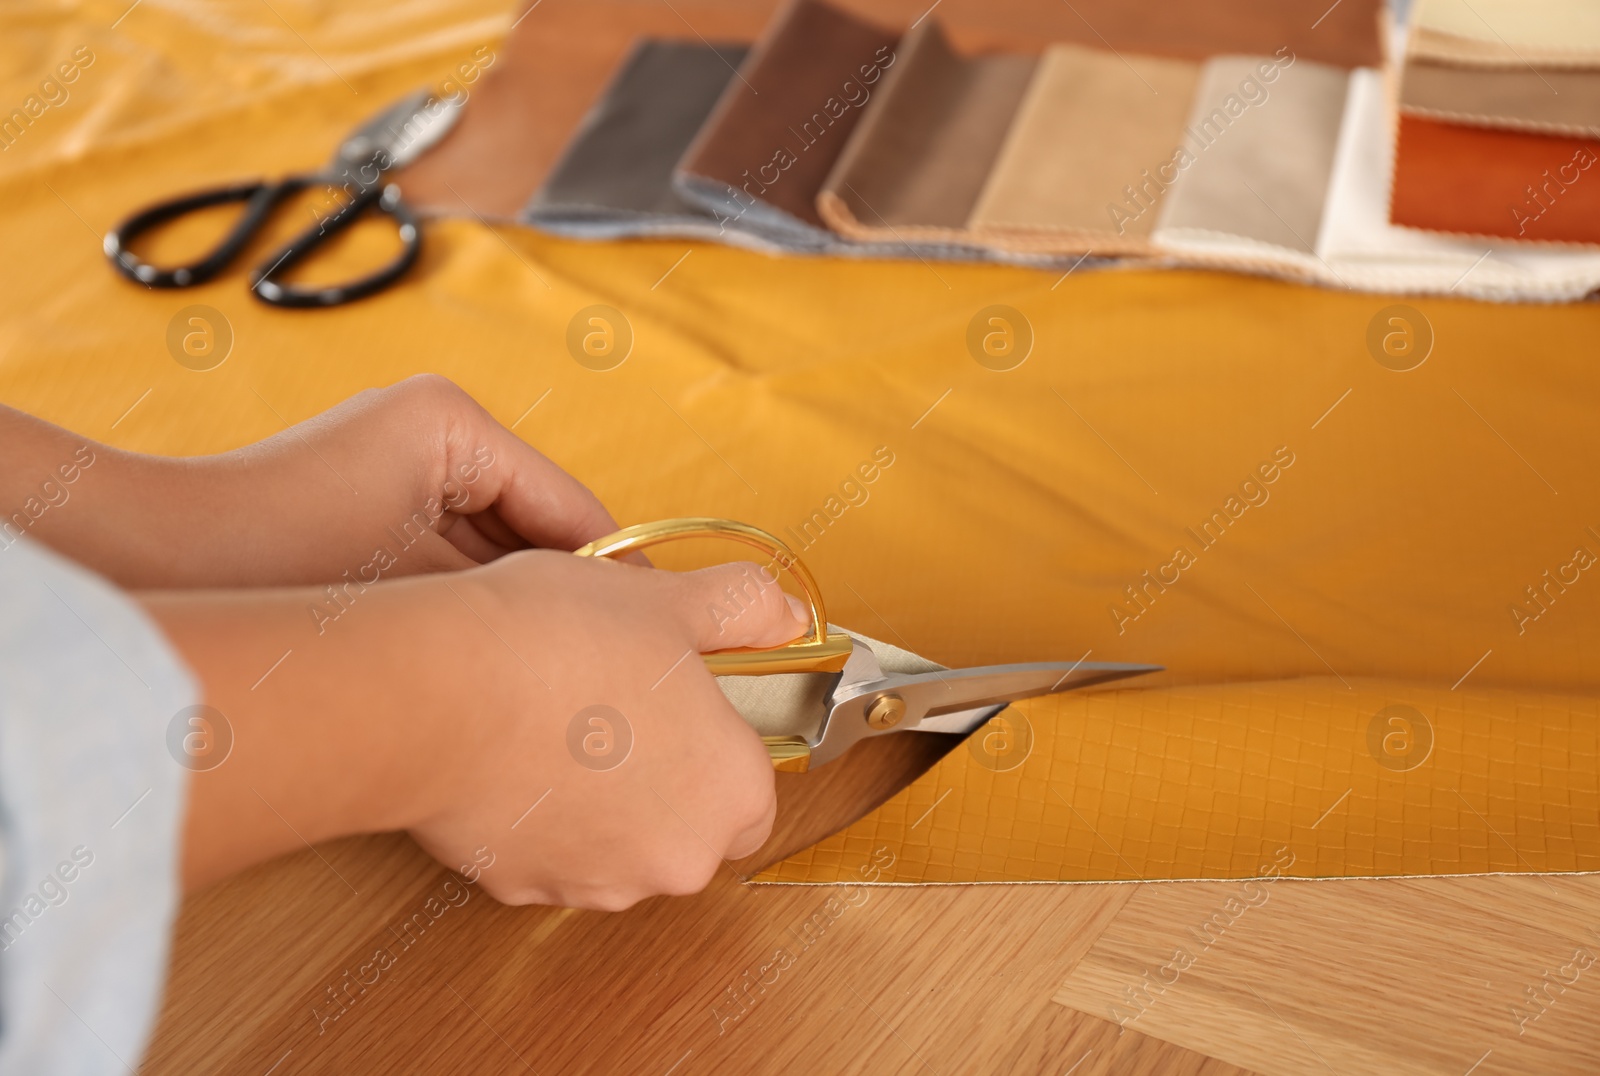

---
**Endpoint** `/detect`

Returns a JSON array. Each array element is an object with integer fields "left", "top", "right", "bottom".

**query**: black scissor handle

[
  {"left": 103, "top": 174, "right": 423, "bottom": 308},
  {"left": 104, "top": 179, "right": 292, "bottom": 288},
  {"left": 248, "top": 180, "right": 421, "bottom": 308}
]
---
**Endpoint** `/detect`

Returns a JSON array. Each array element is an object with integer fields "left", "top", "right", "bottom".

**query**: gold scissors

[{"left": 575, "top": 518, "right": 1160, "bottom": 772}]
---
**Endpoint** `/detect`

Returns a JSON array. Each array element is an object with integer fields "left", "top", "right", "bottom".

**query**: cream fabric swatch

[
  {"left": 967, "top": 43, "right": 1199, "bottom": 251},
  {"left": 1410, "top": 0, "right": 1600, "bottom": 67},
  {"left": 1154, "top": 55, "right": 1349, "bottom": 265},
  {"left": 1313, "top": 69, "right": 1600, "bottom": 301},
  {"left": 1414, "top": 0, "right": 1600, "bottom": 55}
]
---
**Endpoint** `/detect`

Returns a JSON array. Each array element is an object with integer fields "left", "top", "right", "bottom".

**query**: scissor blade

[
  {"left": 330, "top": 88, "right": 464, "bottom": 180},
  {"left": 881, "top": 662, "right": 1161, "bottom": 734}
]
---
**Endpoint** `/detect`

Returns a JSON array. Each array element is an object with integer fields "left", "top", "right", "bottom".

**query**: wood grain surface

[{"left": 1055, "top": 875, "right": 1600, "bottom": 1076}]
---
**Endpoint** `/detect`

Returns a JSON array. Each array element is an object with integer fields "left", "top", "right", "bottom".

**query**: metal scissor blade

[
  {"left": 329, "top": 88, "right": 464, "bottom": 181},
  {"left": 866, "top": 662, "right": 1162, "bottom": 735},
  {"left": 809, "top": 658, "right": 1160, "bottom": 767}
]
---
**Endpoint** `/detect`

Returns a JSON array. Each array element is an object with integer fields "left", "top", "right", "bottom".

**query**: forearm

[
  {"left": 0, "top": 404, "right": 205, "bottom": 586},
  {"left": 140, "top": 576, "right": 473, "bottom": 892}
]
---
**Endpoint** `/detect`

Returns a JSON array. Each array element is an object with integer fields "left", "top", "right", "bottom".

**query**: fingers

[
  {"left": 437, "top": 386, "right": 623, "bottom": 553},
  {"left": 672, "top": 561, "right": 811, "bottom": 653},
  {"left": 725, "top": 790, "right": 778, "bottom": 860}
]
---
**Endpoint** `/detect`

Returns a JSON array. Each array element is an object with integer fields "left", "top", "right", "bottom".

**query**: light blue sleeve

[{"left": 0, "top": 537, "right": 196, "bottom": 1075}]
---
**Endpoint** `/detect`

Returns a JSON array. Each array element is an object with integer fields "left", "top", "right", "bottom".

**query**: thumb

[{"left": 674, "top": 561, "right": 811, "bottom": 653}]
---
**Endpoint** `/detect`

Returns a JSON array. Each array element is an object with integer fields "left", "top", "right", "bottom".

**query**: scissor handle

[
  {"left": 104, "top": 179, "right": 290, "bottom": 288},
  {"left": 248, "top": 180, "right": 421, "bottom": 308},
  {"left": 103, "top": 174, "right": 422, "bottom": 308},
  {"left": 573, "top": 517, "right": 854, "bottom": 676},
  {"left": 574, "top": 518, "right": 853, "bottom": 775}
]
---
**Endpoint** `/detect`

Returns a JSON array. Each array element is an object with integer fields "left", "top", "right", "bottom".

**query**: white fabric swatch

[{"left": 1313, "top": 68, "right": 1600, "bottom": 301}]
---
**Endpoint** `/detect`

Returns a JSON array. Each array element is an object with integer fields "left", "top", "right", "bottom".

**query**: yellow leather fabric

[
  {"left": 3, "top": 1, "right": 1597, "bottom": 885},
  {"left": 759, "top": 680, "right": 1600, "bottom": 883}
]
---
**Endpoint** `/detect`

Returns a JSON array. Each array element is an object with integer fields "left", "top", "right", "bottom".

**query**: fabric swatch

[
  {"left": 1411, "top": 0, "right": 1600, "bottom": 66},
  {"left": 1400, "top": 61, "right": 1600, "bottom": 138},
  {"left": 1317, "top": 69, "right": 1600, "bottom": 300},
  {"left": 673, "top": 0, "right": 899, "bottom": 249},
  {"left": 1390, "top": 112, "right": 1600, "bottom": 246},
  {"left": 1153, "top": 55, "right": 1349, "bottom": 268},
  {"left": 521, "top": 40, "right": 757, "bottom": 244},
  {"left": 967, "top": 43, "right": 1201, "bottom": 253},
  {"left": 817, "top": 19, "right": 1038, "bottom": 243}
]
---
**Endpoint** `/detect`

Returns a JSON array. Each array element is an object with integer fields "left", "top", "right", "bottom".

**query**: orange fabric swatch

[{"left": 1391, "top": 114, "right": 1600, "bottom": 245}]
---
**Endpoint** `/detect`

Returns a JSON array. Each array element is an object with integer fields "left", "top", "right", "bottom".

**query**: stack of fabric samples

[
  {"left": 520, "top": 0, "right": 1600, "bottom": 301},
  {"left": 1392, "top": 0, "right": 1600, "bottom": 247}
]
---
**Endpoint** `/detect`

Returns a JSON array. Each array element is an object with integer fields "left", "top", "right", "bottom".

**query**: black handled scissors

[{"left": 104, "top": 88, "right": 462, "bottom": 308}]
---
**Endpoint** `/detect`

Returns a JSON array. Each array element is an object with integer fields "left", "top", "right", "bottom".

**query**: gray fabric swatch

[
  {"left": 522, "top": 40, "right": 758, "bottom": 242},
  {"left": 1155, "top": 55, "right": 1349, "bottom": 254}
]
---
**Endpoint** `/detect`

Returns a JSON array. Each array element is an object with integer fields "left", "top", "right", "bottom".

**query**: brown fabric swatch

[
  {"left": 902, "top": 0, "right": 1383, "bottom": 69},
  {"left": 1400, "top": 60, "right": 1600, "bottom": 138},
  {"left": 673, "top": 0, "right": 898, "bottom": 239},
  {"left": 818, "top": 19, "right": 1037, "bottom": 242},
  {"left": 1390, "top": 113, "right": 1600, "bottom": 245},
  {"left": 967, "top": 43, "right": 1200, "bottom": 253}
]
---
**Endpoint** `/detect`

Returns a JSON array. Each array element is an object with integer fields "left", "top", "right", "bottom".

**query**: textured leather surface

[{"left": 757, "top": 679, "right": 1600, "bottom": 883}]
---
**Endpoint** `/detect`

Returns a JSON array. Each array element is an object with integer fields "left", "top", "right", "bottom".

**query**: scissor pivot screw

[{"left": 865, "top": 694, "right": 906, "bottom": 730}]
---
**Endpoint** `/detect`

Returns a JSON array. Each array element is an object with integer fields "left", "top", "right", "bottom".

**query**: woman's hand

[
  {"left": 3, "top": 374, "right": 619, "bottom": 589},
  {"left": 143, "top": 549, "right": 810, "bottom": 910}
]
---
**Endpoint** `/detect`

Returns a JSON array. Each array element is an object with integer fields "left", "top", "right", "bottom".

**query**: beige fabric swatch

[
  {"left": 1400, "top": 60, "right": 1600, "bottom": 136},
  {"left": 818, "top": 19, "right": 1037, "bottom": 240},
  {"left": 967, "top": 43, "right": 1200, "bottom": 252},
  {"left": 1154, "top": 55, "right": 1349, "bottom": 257}
]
